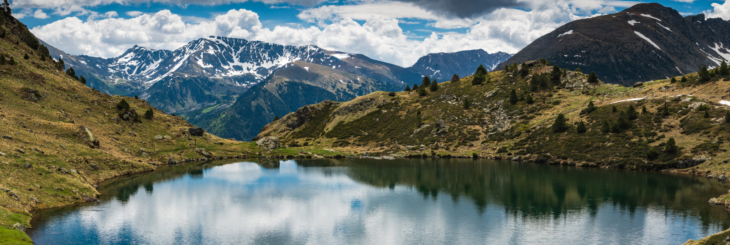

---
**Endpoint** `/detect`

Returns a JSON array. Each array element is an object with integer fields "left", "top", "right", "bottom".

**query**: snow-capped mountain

[
  {"left": 409, "top": 50, "right": 511, "bottom": 82},
  {"left": 499, "top": 3, "right": 730, "bottom": 86},
  {"left": 71, "top": 36, "right": 353, "bottom": 89}
]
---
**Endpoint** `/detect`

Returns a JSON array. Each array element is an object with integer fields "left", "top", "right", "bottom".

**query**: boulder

[
  {"left": 256, "top": 136, "right": 280, "bottom": 151},
  {"left": 2, "top": 135, "right": 11, "bottom": 140},
  {"left": 189, "top": 127, "right": 205, "bottom": 136},
  {"left": 720, "top": 175, "right": 727, "bottom": 181},
  {"left": 633, "top": 82, "right": 643, "bottom": 88},
  {"left": 12, "top": 223, "right": 25, "bottom": 232},
  {"left": 195, "top": 148, "right": 212, "bottom": 158}
]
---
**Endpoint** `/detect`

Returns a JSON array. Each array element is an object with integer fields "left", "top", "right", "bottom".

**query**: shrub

[
  {"left": 576, "top": 121, "right": 587, "bottom": 134},
  {"left": 627, "top": 105, "right": 638, "bottom": 120},
  {"left": 587, "top": 72, "right": 598, "bottom": 83},
  {"left": 417, "top": 88, "right": 427, "bottom": 96},
  {"left": 665, "top": 137, "right": 678, "bottom": 153},
  {"left": 509, "top": 90, "right": 518, "bottom": 104},
  {"left": 670, "top": 77, "right": 676, "bottom": 83},
  {"left": 463, "top": 98, "right": 471, "bottom": 109},
  {"left": 704, "top": 110, "right": 710, "bottom": 118},
  {"left": 552, "top": 114, "right": 567, "bottom": 133},
  {"left": 642, "top": 106, "right": 647, "bottom": 114},
  {"left": 612, "top": 105, "right": 617, "bottom": 113},
  {"left": 646, "top": 148, "right": 659, "bottom": 160},
  {"left": 575, "top": 67, "right": 582, "bottom": 73},
  {"left": 23, "top": 54, "right": 28, "bottom": 60},
  {"left": 726, "top": 111, "right": 730, "bottom": 123},
  {"left": 144, "top": 108, "right": 154, "bottom": 119},
  {"left": 661, "top": 103, "right": 671, "bottom": 116},
  {"left": 526, "top": 94, "right": 534, "bottom": 104},
  {"left": 583, "top": 101, "right": 596, "bottom": 114},
  {"left": 681, "top": 76, "right": 687, "bottom": 83},
  {"left": 8, "top": 57, "right": 15, "bottom": 65},
  {"left": 116, "top": 99, "right": 131, "bottom": 111},
  {"left": 0, "top": 54, "right": 5, "bottom": 65}
]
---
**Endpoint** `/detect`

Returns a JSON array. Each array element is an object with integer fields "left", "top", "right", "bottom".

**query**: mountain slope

[
  {"left": 188, "top": 61, "right": 401, "bottom": 140},
  {"left": 409, "top": 50, "right": 511, "bottom": 81},
  {"left": 499, "top": 3, "right": 730, "bottom": 86},
  {"left": 0, "top": 12, "right": 263, "bottom": 244}
]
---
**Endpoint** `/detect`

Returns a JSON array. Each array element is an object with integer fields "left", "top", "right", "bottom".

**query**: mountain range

[
  {"left": 45, "top": 37, "right": 511, "bottom": 140},
  {"left": 499, "top": 3, "right": 730, "bottom": 86}
]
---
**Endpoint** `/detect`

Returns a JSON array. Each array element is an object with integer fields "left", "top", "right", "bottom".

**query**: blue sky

[{"left": 11, "top": 0, "right": 730, "bottom": 67}]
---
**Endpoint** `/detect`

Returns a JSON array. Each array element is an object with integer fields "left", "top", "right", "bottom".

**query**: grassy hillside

[{"left": 0, "top": 11, "right": 282, "bottom": 244}]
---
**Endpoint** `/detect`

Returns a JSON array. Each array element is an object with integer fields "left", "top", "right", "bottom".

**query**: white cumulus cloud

[{"left": 704, "top": 0, "right": 730, "bottom": 20}]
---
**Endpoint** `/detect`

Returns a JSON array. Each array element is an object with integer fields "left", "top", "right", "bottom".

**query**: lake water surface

[{"left": 28, "top": 159, "right": 730, "bottom": 244}]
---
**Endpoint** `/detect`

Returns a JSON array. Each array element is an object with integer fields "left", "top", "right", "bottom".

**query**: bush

[
  {"left": 642, "top": 106, "right": 647, "bottom": 114},
  {"left": 576, "top": 121, "right": 587, "bottom": 134},
  {"left": 681, "top": 76, "right": 687, "bottom": 83},
  {"left": 66, "top": 67, "right": 78, "bottom": 80},
  {"left": 670, "top": 77, "right": 676, "bottom": 83},
  {"left": 23, "top": 54, "right": 28, "bottom": 60},
  {"left": 417, "top": 88, "right": 427, "bottom": 96},
  {"left": 627, "top": 105, "right": 638, "bottom": 120},
  {"left": 116, "top": 99, "right": 131, "bottom": 111},
  {"left": 646, "top": 148, "right": 659, "bottom": 160},
  {"left": 612, "top": 106, "right": 617, "bottom": 113},
  {"left": 582, "top": 101, "right": 595, "bottom": 114},
  {"left": 144, "top": 108, "right": 154, "bottom": 119},
  {"left": 413, "top": 84, "right": 418, "bottom": 90},
  {"left": 704, "top": 110, "right": 710, "bottom": 118},
  {"left": 726, "top": 111, "right": 730, "bottom": 123},
  {"left": 526, "top": 94, "right": 534, "bottom": 104},
  {"left": 552, "top": 114, "right": 567, "bottom": 133},
  {"left": 463, "top": 98, "right": 471, "bottom": 109},
  {"left": 21, "top": 29, "right": 40, "bottom": 50}
]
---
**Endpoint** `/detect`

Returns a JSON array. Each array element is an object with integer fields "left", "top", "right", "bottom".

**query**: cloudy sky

[{"left": 11, "top": 0, "right": 730, "bottom": 67}]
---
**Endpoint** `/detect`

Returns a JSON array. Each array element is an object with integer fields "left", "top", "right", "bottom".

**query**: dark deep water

[{"left": 28, "top": 159, "right": 730, "bottom": 244}]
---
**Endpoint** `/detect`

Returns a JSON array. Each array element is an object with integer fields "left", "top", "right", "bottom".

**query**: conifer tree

[
  {"left": 699, "top": 66, "right": 711, "bottom": 82},
  {"left": 463, "top": 98, "right": 471, "bottom": 109},
  {"left": 57, "top": 58, "right": 65, "bottom": 71},
  {"left": 274, "top": 115, "right": 280, "bottom": 121},
  {"left": 601, "top": 120, "right": 610, "bottom": 134},
  {"left": 80, "top": 75, "right": 86, "bottom": 85},
  {"left": 612, "top": 105, "right": 617, "bottom": 113},
  {"left": 642, "top": 106, "right": 647, "bottom": 114},
  {"left": 451, "top": 74, "right": 460, "bottom": 83},
  {"left": 585, "top": 101, "right": 596, "bottom": 114},
  {"left": 405, "top": 85, "right": 411, "bottom": 92},
  {"left": 413, "top": 84, "right": 419, "bottom": 90},
  {"left": 587, "top": 71, "right": 598, "bottom": 83},
  {"left": 429, "top": 79, "right": 439, "bottom": 91},
  {"left": 144, "top": 108, "right": 154, "bottom": 119},
  {"left": 0, "top": 54, "right": 5, "bottom": 65},
  {"left": 576, "top": 121, "right": 587, "bottom": 134},
  {"left": 726, "top": 111, "right": 730, "bottom": 123},
  {"left": 418, "top": 88, "right": 427, "bottom": 96},
  {"left": 23, "top": 54, "right": 28, "bottom": 60},
  {"left": 509, "top": 90, "right": 518, "bottom": 104},
  {"left": 8, "top": 57, "right": 14, "bottom": 65},
  {"left": 116, "top": 99, "right": 131, "bottom": 111},
  {"left": 66, "top": 67, "right": 77, "bottom": 80},
  {"left": 627, "top": 105, "right": 638, "bottom": 120},
  {"left": 646, "top": 148, "right": 659, "bottom": 160},
  {"left": 550, "top": 65, "right": 561, "bottom": 83},
  {"left": 134, "top": 95, "right": 139, "bottom": 99},
  {"left": 476, "top": 64, "right": 488, "bottom": 75},
  {"left": 665, "top": 137, "right": 678, "bottom": 153},
  {"left": 671, "top": 77, "right": 676, "bottom": 83},
  {"left": 681, "top": 76, "right": 687, "bottom": 83},
  {"left": 661, "top": 103, "right": 671, "bottom": 116},
  {"left": 721, "top": 60, "right": 729, "bottom": 76},
  {"left": 575, "top": 67, "right": 582, "bottom": 73},
  {"left": 421, "top": 76, "right": 431, "bottom": 87},
  {"left": 704, "top": 110, "right": 710, "bottom": 118},
  {"left": 552, "top": 114, "right": 567, "bottom": 133},
  {"left": 526, "top": 94, "right": 534, "bottom": 104}
]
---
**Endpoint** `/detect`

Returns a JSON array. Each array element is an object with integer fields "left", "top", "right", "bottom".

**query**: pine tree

[
  {"left": 451, "top": 74, "right": 459, "bottom": 83},
  {"left": 413, "top": 84, "right": 419, "bottom": 90},
  {"left": 0, "top": 54, "right": 5, "bottom": 65},
  {"left": 627, "top": 105, "right": 638, "bottom": 120},
  {"left": 405, "top": 85, "right": 411, "bottom": 92},
  {"left": 699, "top": 66, "right": 711, "bottom": 82},
  {"left": 418, "top": 88, "right": 427, "bottom": 96},
  {"left": 681, "top": 76, "right": 687, "bottom": 83},
  {"left": 134, "top": 95, "right": 139, "bottom": 99},
  {"left": 670, "top": 77, "right": 676, "bottom": 83},
  {"left": 587, "top": 71, "right": 598, "bottom": 83},
  {"left": 144, "top": 108, "right": 154, "bottom": 119},
  {"left": 80, "top": 75, "right": 86, "bottom": 85},
  {"left": 509, "top": 90, "right": 518, "bottom": 104},
  {"left": 40, "top": 55, "right": 45, "bottom": 61},
  {"left": 23, "top": 54, "right": 28, "bottom": 60},
  {"left": 584, "top": 101, "right": 595, "bottom": 114},
  {"left": 274, "top": 115, "right": 280, "bottom": 121},
  {"left": 576, "top": 121, "right": 587, "bottom": 134},
  {"left": 721, "top": 60, "right": 729, "bottom": 76},
  {"left": 552, "top": 114, "right": 567, "bottom": 133},
  {"left": 704, "top": 110, "right": 710, "bottom": 118},
  {"left": 665, "top": 137, "right": 678, "bottom": 153},
  {"left": 550, "top": 65, "right": 561, "bottom": 84},
  {"left": 526, "top": 94, "right": 534, "bottom": 104},
  {"left": 642, "top": 106, "right": 647, "bottom": 114},
  {"left": 661, "top": 103, "right": 671, "bottom": 116},
  {"left": 57, "top": 58, "right": 65, "bottom": 71},
  {"left": 429, "top": 79, "right": 439, "bottom": 91},
  {"left": 472, "top": 66, "right": 486, "bottom": 85},
  {"left": 421, "top": 76, "right": 431, "bottom": 87},
  {"left": 601, "top": 120, "right": 610, "bottom": 134},
  {"left": 575, "top": 67, "right": 582, "bottom": 73},
  {"left": 618, "top": 111, "right": 631, "bottom": 129},
  {"left": 476, "top": 64, "right": 488, "bottom": 75},
  {"left": 463, "top": 98, "right": 471, "bottom": 109},
  {"left": 646, "top": 148, "right": 659, "bottom": 160},
  {"left": 611, "top": 120, "right": 622, "bottom": 133},
  {"left": 66, "top": 67, "right": 77, "bottom": 80},
  {"left": 8, "top": 57, "right": 14, "bottom": 65},
  {"left": 612, "top": 105, "right": 617, "bottom": 113},
  {"left": 726, "top": 111, "right": 730, "bottom": 123}
]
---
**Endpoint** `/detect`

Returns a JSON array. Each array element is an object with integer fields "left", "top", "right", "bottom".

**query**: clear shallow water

[{"left": 28, "top": 159, "right": 730, "bottom": 245}]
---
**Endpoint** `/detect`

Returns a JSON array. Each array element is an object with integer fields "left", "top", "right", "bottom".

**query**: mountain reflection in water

[{"left": 29, "top": 159, "right": 730, "bottom": 245}]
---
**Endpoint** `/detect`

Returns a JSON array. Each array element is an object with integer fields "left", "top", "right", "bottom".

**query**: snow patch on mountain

[
  {"left": 640, "top": 14, "right": 661, "bottom": 21},
  {"left": 657, "top": 23, "right": 671, "bottom": 31},
  {"left": 634, "top": 31, "right": 661, "bottom": 50},
  {"left": 628, "top": 20, "right": 640, "bottom": 26},
  {"left": 557, "top": 30, "right": 573, "bottom": 38},
  {"left": 331, "top": 53, "right": 350, "bottom": 60}
]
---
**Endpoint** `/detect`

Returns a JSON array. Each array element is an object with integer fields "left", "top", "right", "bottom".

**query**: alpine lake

[{"left": 26, "top": 159, "right": 730, "bottom": 244}]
